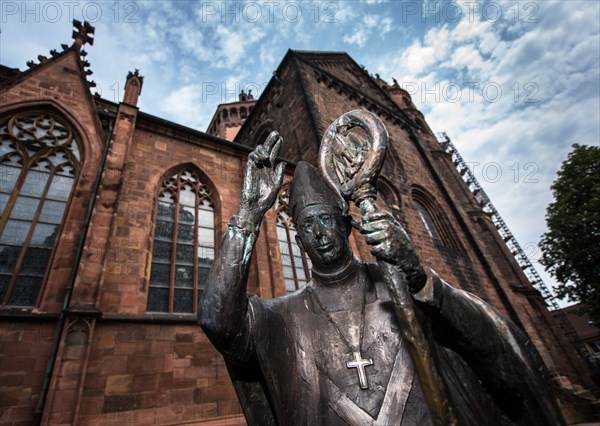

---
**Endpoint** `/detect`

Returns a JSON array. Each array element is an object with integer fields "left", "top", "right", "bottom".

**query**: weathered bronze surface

[{"left": 198, "top": 112, "right": 565, "bottom": 425}]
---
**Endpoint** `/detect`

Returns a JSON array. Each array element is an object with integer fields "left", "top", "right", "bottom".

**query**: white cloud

[
  {"left": 369, "top": 1, "right": 599, "bottom": 303},
  {"left": 2, "top": 0, "right": 598, "bottom": 305},
  {"left": 161, "top": 85, "right": 215, "bottom": 130},
  {"left": 342, "top": 13, "right": 394, "bottom": 47},
  {"left": 380, "top": 17, "right": 393, "bottom": 35},
  {"left": 453, "top": 15, "right": 492, "bottom": 41},
  {"left": 214, "top": 25, "right": 266, "bottom": 68},
  {"left": 343, "top": 30, "right": 369, "bottom": 48},
  {"left": 449, "top": 45, "right": 487, "bottom": 72}
]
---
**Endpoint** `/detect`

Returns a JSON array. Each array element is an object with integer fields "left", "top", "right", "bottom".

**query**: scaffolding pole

[{"left": 435, "top": 132, "right": 591, "bottom": 363}]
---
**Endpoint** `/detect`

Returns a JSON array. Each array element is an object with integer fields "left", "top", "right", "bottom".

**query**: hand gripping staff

[{"left": 319, "top": 110, "right": 457, "bottom": 426}]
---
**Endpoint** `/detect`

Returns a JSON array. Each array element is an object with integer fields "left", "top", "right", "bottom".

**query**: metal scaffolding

[{"left": 435, "top": 132, "right": 591, "bottom": 362}]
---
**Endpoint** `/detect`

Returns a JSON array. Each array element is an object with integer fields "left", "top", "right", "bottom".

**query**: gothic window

[
  {"left": 253, "top": 120, "right": 274, "bottom": 147},
  {"left": 377, "top": 178, "right": 404, "bottom": 224},
  {"left": 0, "top": 111, "right": 81, "bottom": 306},
  {"left": 147, "top": 168, "right": 215, "bottom": 314},
  {"left": 414, "top": 201, "right": 441, "bottom": 242},
  {"left": 276, "top": 184, "right": 311, "bottom": 294},
  {"left": 411, "top": 187, "right": 462, "bottom": 251}
]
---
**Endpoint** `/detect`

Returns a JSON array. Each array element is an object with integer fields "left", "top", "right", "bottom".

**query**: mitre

[{"left": 289, "top": 161, "right": 346, "bottom": 224}]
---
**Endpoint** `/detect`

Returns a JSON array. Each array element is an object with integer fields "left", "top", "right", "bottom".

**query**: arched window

[
  {"left": 414, "top": 201, "right": 441, "bottom": 242},
  {"left": 276, "top": 184, "right": 311, "bottom": 294},
  {"left": 147, "top": 168, "right": 215, "bottom": 314},
  {"left": 0, "top": 111, "right": 81, "bottom": 306},
  {"left": 377, "top": 177, "right": 404, "bottom": 224},
  {"left": 252, "top": 119, "right": 274, "bottom": 148},
  {"left": 411, "top": 187, "right": 462, "bottom": 251}
]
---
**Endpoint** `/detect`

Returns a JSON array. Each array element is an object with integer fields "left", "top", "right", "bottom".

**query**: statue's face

[{"left": 296, "top": 205, "right": 353, "bottom": 273}]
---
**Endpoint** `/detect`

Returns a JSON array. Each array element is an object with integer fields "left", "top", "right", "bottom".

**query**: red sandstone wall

[
  {"left": 74, "top": 323, "right": 244, "bottom": 426},
  {"left": 0, "top": 321, "right": 55, "bottom": 425}
]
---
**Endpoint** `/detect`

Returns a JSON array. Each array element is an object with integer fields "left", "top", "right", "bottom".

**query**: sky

[{"left": 1, "top": 0, "right": 599, "bottom": 307}]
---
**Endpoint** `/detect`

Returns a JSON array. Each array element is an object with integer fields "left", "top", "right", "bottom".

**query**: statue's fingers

[
  {"left": 257, "top": 145, "right": 268, "bottom": 157},
  {"left": 365, "top": 229, "right": 387, "bottom": 245},
  {"left": 254, "top": 145, "right": 270, "bottom": 164},
  {"left": 269, "top": 137, "right": 282, "bottom": 165},
  {"left": 359, "top": 220, "right": 387, "bottom": 234},
  {"left": 274, "top": 162, "right": 286, "bottom": 187},
  {"left": 264, "top": 130, "right": 280, "bottom": 150},
  {"left": 370, "top": 243, "right": 385, "bottom": 257},
  {"left": 249, "top": 151, "right": 261, "bottom": 164},
  {"left": 364, "top": 210, "right": 389, "bottom": 222}
]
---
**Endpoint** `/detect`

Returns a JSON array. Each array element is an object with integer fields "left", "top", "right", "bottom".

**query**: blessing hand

[
  {"left": 356, "top": 210, "right": 427, "bottom": 293},
  {"left": 238, "top": 131, "right": 286, "bottom": 224}
]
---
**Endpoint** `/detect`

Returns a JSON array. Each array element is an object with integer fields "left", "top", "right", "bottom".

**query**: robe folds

[{"left": 199, "top": 230, "right": 564, "bottom": 426}]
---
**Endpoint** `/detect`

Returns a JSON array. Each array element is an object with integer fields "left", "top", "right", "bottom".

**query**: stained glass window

[
  {"left": 276, "top": 184, "right": 311, "bottom": 294},
  {"left": 0, "top": 111, "right": 81, "bottom": 306},
  {"left": 147, "top": 168, "right": 214, "bottom": 314}
]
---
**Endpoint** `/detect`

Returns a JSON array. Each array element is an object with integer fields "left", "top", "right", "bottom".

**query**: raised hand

[
  {"left": 356, "top": 210, "right": 427, "bottom": 293},
  {"left": 238, "top": 131, "right": 286, "bottom": 224}
]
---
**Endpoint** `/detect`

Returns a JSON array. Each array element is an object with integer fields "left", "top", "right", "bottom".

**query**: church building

[{"left": 0, "top": 21, "right": 596, "bottom": 425}]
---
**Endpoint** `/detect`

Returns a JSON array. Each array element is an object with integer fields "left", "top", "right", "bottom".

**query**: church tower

[{"left": 206, "top": 90, "right": 257, "bottom": 141}]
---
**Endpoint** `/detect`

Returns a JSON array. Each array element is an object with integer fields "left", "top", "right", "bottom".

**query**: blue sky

[{"left": 1, "top": 0, "right": 599, "bottom": 306}]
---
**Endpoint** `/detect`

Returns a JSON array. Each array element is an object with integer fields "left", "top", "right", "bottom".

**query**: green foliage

[{"left": 540, "top": 144, "right": 600, "bottom": 323}]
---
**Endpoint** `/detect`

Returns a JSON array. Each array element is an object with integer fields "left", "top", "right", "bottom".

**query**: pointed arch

[
  {"left": 146, "top": 164, "right": 217, "bottom": 314},
  {"left": 411, "top": 186, "right": 462, "bottom": 251},
  {"left": 275, "top": 183, "right": 312, "bottom": 293},
  {"left": 377, "top": 176, "right": 405, "bottom": 224},
  {"left": 0, "top": 109, "right": 83, "bottom": 306},
  {"left": 252, "top": 119, "right": 274, "bottom": 147}
]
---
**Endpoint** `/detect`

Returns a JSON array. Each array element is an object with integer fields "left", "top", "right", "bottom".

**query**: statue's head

[{"left": 289, "top": 162, "right": 354, "bottom": 273}]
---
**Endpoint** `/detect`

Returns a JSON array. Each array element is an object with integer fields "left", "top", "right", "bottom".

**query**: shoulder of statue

[
  {"left": 281, "top": 285, "right": 314, "bottom": 310},
  {"left": 249, "top": 288, "right": 310, "bottom": 315}
]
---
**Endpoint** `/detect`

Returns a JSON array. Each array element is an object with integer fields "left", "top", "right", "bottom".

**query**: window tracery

[
  {"left": 147, "top": 168, "right": 215, "bottom": 314},
  {"left": 0, "top": 111, "right": 81, "bottom": 306}
]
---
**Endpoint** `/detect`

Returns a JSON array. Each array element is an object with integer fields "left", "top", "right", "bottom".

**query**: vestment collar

[{"left": 311, "top": 257, "right": 362, "bottom": 285}]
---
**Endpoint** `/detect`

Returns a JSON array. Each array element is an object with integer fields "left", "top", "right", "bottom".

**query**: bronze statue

[{"left": 198, "top": 111, "right": 564, "bottom": 425}]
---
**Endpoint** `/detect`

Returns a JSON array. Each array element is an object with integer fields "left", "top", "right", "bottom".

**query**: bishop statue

[{"left": 198, "top": 112, "right": 564, "bottom": 425}]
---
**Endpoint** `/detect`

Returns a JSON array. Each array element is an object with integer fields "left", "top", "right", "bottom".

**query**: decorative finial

[
  {"left": 72, "top": 19, "right": 95, "bottom": 47},
  {"left": 126, "top": 69, "right": 144, "bottom": 83}
]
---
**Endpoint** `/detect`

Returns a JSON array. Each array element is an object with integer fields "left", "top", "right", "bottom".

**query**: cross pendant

[{"left": 346, "top": 351, "right": 373, "bottom": 390}]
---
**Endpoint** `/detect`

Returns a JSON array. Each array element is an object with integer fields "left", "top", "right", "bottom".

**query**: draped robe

[{"left": 199, "top": 225, "right": 564, "bottom": 426}]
